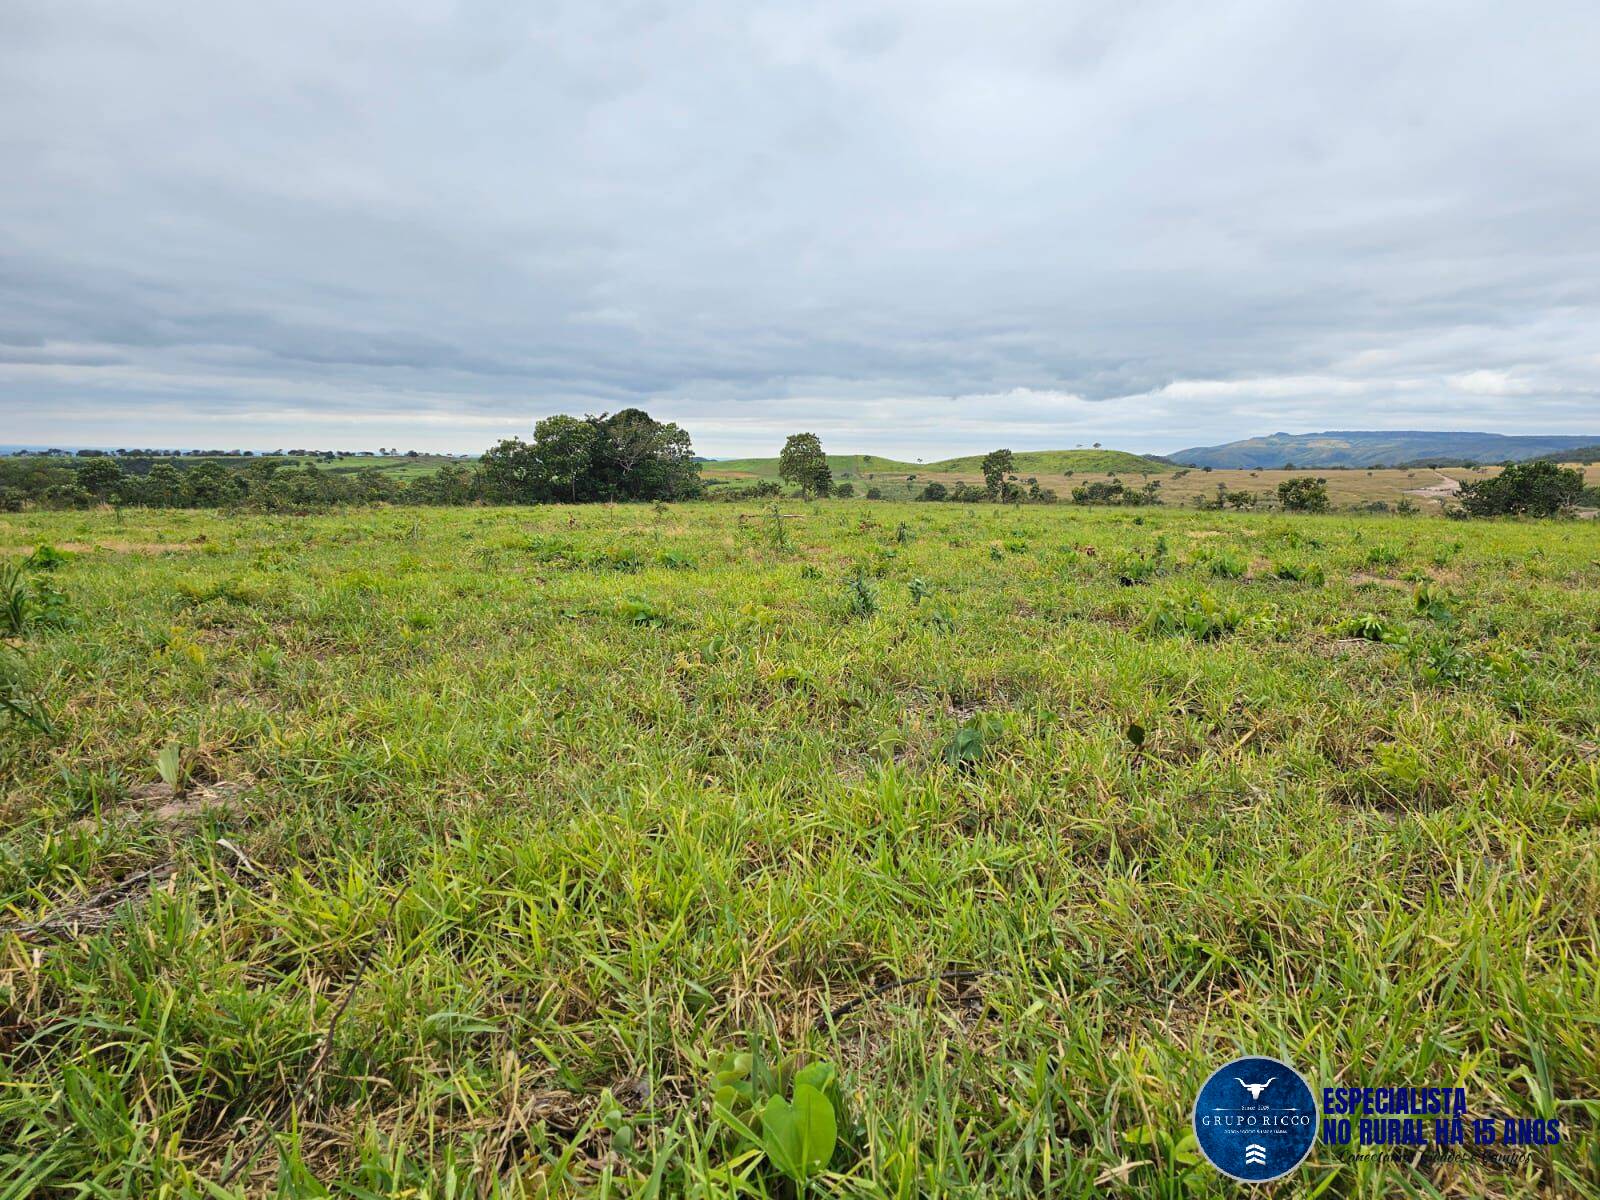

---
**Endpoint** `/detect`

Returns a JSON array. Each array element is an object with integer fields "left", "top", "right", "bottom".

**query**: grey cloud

[{"left": 2, "top": 0, "right": 1599, "bottom": 454}]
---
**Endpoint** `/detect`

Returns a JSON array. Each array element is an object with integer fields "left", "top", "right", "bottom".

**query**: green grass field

[
  {"left": 700, "top": 454, "right": 1600, "bottom": 512},
  {"left": 706, "top": 449, "right": 1168, "bottom": 483},
  {"left": 1, "top": 502, "right": 1597, "bottom": 1196}
]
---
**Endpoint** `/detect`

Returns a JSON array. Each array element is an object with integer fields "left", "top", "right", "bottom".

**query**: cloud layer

[{"left": 4, "top": 0, "right": 1599, "bottom": 454}]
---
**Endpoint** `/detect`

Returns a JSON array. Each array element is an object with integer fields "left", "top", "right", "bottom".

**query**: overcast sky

[{"left": 3, "top": 0, "right": 1599, "bottom": 456}]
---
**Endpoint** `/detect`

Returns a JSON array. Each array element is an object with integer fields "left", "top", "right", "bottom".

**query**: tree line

[
  {"left": 0, "top": 409, "right": 701, "bottom": 511},
  {"left": 0, "top": 454, "right": 485, "bottom": 512},
  {"left": 3, "top": 421, "right": 1589, "bottom": 515}
]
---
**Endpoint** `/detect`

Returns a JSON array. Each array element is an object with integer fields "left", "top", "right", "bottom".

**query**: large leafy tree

[
  {"left": 532, "top": 415, "right": 603, "bottom": 503},
  {"left": 479, "top": 437, "right": 545, "bottom": 503},
  {"left": 480, "top": 409, "right": 701, "bottom": 504},
  {"left": 592, "top": 409, "right": 702, "bottom": 500},
  {"left": 778, "top": 433, "right": 832, "bottom": 499},
  {"left": 981, "top": 448, "right": 1014, "bottom": 499},
  {"left": 1457, "top": 460, "right": 1582, "bottom": 517}
]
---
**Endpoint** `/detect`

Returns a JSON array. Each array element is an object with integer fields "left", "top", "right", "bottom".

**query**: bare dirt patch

[
  {"left": 1405, "top": 471, "right": 1462, "bottom": 503},
  {"left": 75, "top": 777, "right": 255, "bottom": 830}
]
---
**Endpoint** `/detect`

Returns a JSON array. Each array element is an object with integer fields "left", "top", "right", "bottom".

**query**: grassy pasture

[
  {"left": 1, "top": 502, "right": 1598, "bottom": 1196},
  {"left": 702, "top": 460, "right": 1600, "bottom": 510},
  {"left": 707, "top": 450, "right": 1168, "bottom": 482}
]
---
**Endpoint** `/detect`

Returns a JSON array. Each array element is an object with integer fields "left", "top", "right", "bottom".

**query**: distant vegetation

[
  {"left": 710, "top": 447, "right": 1169, "bottom": 479},
  {"left": 0, "top": 451, "right": 478, "bottom": 512},
  {"left": 927, "top": 447, "right": 1168, "bottom": 475},
  {"left": 1172, "top": 429, "right": 1600, "bottom": 469},
  {"left": 4, "top": 426, "right": 1593, "bottom": 519},
  {"left": 1536, "top": 443, "right": 1600, "bottom": 465},
  {"left": 0, "top": 410, "right": 702, "bottom": 511}
]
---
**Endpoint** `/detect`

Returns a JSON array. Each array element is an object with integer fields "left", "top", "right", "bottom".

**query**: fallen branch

[{"left": 0, "top": 862, "right": 180, "bottom": 942}]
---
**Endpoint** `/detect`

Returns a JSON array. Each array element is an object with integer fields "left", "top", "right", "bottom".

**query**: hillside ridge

[
  {"left": 706, "top": 448, "right": 1170, "bottom": 479},
  {"left": 1171, "top": 430, "right": 1600, "bottom": 469}
]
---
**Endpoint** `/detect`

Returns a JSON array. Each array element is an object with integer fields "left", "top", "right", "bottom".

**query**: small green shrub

[
  {"left": 843, "top": 571, "right": 878, "bottom": 617},
  {"left": 1272, "top": 560, "right": 1325, "bottom": 585},
  {"left": 597, "top": 544, "right": 643, "bottom": 572},
  {"left": 1373, "top": 742, "right": 1426, "bottom": 788},
  {"left": 1404, "top": 636, "right": 1472, "bottom": 685},
  {"left": 1364, "top": 544, "right": 1401, "bottom": 567},
  {"left": 0, "top": 646, "right": 53, "bottom": 734},
  {"left": 615, "top": 595, "right": 666, "bottom": 625},
  {"left": 1413, "top": 581, "right": 1456, "bottom": 624},
  {"left": 1139, "top": 591, "right": 1242, "bottom": 640},
  {"left": 1204, "top": 550, "right": 1246, "bottom": 578},
  {"left": 944, "top": 711, "right": 1005, "bottom": 768},
  {"left": 1334, "top": 612, "right": 1402, "bottom": 642},
  {"left": 175, "top": 577, "right": 263, "bottom": 607},
  {"left": 25, "top": 544, "right": 71, "bottom": 571},
  {"left": 1113, "top": 552, "right": 1158, "bottom": 585},
  {"left": 710, "top": 1050, "right": 851, "bottom": 1188},
  {"left": 1456, "top": 460, "right": 1582, "bottom": 517},
  {"left": 1278, "top": 476, "right": 1330, "bottom": 512},
  {"left": 1, "top": 561, "right": 73, "bottom": 635}
]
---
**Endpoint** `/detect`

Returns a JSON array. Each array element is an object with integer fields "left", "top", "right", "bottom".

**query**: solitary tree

[
  {"left": 1277, "top": 476, "right": 1330, "bottom": 512},
  {"left": 981, "top": 448, "right": 1015, "bottom": 499},
  {"left": 779, "top": 433, "right": 832, "bottom": 499}
]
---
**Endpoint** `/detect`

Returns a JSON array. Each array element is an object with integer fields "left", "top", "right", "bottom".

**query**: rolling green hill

[
  {"left": 704, "top": 448, "right": 1170, "bottom": 480},
  {"left": 704, "top": 454, "right": 920, "bottom": 479},
  {"left": 922, "top": 448, "right": 1169, "bottom": 475}
]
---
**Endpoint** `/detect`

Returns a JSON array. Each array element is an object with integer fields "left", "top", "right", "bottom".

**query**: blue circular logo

[{"left": 1192, "top": 1055, "right": 1318, "bottom": 1182}]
